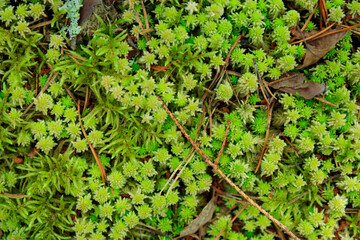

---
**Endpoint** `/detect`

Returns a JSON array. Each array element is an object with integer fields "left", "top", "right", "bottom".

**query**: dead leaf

[
  {"left": 13, "top": 157, "right": 23, "bottom": 164},
  {"left": 179, "top": 197, "right": 216, "bottom": 237},
  {"left": 79, "top": 0, "right": 103, "bottom": 26},
  {"left": 28, "top": 148, "right": 40, "bottom": 158},
  {"left": 269, "top": 72, "right": 326, "bottom": 99},
  {"left": 292, "top": 27, "right": 348, "bottom": 68}
]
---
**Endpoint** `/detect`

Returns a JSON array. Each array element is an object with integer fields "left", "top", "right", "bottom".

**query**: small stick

[
  {"left": 313, "top": 22, "right": 360, "bottom": 40},
  {"left": 203, "top": 33, "right": 245, "bottom": 102},
  {"left": 77, "top": 101, "right": 107, "bottom": 184},
  {"left": 215, "top": 119, "right": 231, "bottom": 165},
  {"left": 83, "top": 87, "right": 90, "bottom": 114},
  {"left": 0, "top": 192, "right": 27, "bottom": 199},
  {"left": 214, "top": 203, "right": 249, "bottom": 240},
  {"left": 128, "top": 0, "right": 149, "bottom": 41},
  {"left": 141, "top": 0, "right": 151, "bottom": 40},
  {"left": 166, "top": 151, "right": 196, "bottom": 197},
  {"left": 301, "top": 4, "right": 318, "bottom": 32},
  {"left": 197, "top": 85, "right": 238, "bottom": 108},
  {"left": 291, "top": 23, "right": 335, "bottom": 45},
  {"left": 253, "top": 58, "right": 269, "bottom": 105},
  {"left": 226, "top": 70, "right": 242, "bottom": 77},
  {"left": 209, "top": 203, "right": 241, "bottom": 223},
  {"left": 224, "top": 33, "right": 245, "bottom": 68},
  {"left": 225, "top": 71, "right": 241, "bottom": 106},
  {"left": 161, "top": 105, "right": 206, "bottom": 194},
  {"left": 29, "top": 20, "right": 52, "bottom": 29},
  {"left": 62, "top": 83, "right": 78, "bottom": 104},
  {"left": 288, "top": 191, "right": 309, "bottom": 204},
  {"left": 264, "top": 82, "right": 277, "bottom": 100},
  {"left": 314, "top": 96, "right": 337, "bottom": 108},
  {"left": 23, "top": 72, "right": 57, "bottom": 115},
  {"left": 255, "top": 103, "right": 275, "bottom": 173},
  {"left": 275, "top": 224, "right": 287, "bottom": 240},
  {"left": 265, "top": 75, "right": 294, "bottom": 86},
  {"left": 157, "top": 96, "right": 300, "bottom": 240},
  {"left": 282, "top": 136, "right": 299, "bottom": 152}
]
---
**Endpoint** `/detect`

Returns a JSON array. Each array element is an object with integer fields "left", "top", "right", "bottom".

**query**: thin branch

[
  {"left": 0, "top": 192, "right": 27, "bottom": 199},
  {"left": 291, "top": 23, "right": 335, "bottom": 45},
  {"left": 215, "top": 119, "right": 230, "bottom": 165},
  {"left": 288, "top": 191, "right": 309, "bottom": 204},
  {"left": 161, "top": 105, "right": 206, "bottom": 194},
  {"left": 23, "top": 72, "right": 57, "bottom": 115},
  {"left": 77, "top": 101, "right": 107, "bottom": 184},
  {"left": 255, "top": 102, "right": 275, "bottom": 173},
  {"left": 301, "top": 4, "right": 318, "bottom": 32},
  {"left": 214, "top": 203, "right": 249, "bottom": 240},
  {"left": 225, "top": 71, "right": 241, "bottom": 106},
  {"left": 157, "top": 96, "right": 300, "bottom": 240},
  {"left": 141, "top": 0, "right": 151, "bottom": 40}
]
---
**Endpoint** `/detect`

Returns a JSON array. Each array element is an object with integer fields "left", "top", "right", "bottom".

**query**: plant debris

[
  {"left": 179, "top": 197, "right": 216, "bottom": 237},
  {"left": 291, "top": 27, "right": 348, "bottom": 68},
  {"left": 268, "top": 73, "right": 326, "bottom": 99}
]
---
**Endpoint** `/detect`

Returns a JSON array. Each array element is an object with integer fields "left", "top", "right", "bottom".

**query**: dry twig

[
  {"left": 77, "top": 101, "right": 107, "bottom": 184},
  {"left": 214, "top": 203, "right": 249, "bottom": 240},
  {"left": 255, "top": 102, "right": 275, "bottom": 173},
  {"left": 157, "top": 95, "right": 300, "bottom": 240},
  {"left": 215, "top": 119, "right": 230, "bottom": 165}
]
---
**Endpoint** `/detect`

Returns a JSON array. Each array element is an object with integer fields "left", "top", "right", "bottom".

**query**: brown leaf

[
  {"left": 270, "top": 72, "right": 325, "bottom": 99},
  {"left": 28, "top": 148, "right": 40, "bottom": 158},
  {"left": 179, "top": 197, "right": 216, "bottom": 237},
  {"left": 294, "top": 28, "right": 348, "bottom": 68},
  {"left": 79, "top": 0, "right": 103, "bottom": 26},
  {"left": 13, "top": 157, "right": 23, "bottom": 164}
]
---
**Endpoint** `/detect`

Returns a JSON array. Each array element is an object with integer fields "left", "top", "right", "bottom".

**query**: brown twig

[
  {"left": 311, "top": 22, "right": 360, "bottom": 40},
  {"left": 141, "top": 0, "right": 151, "bottom": 40},
  {"left": 224, "top": 33, "right": 245, "bottom": 68},
  {"left": 128, "top": 0, "right": 149, "bottom": 41},
  {"left": 215, "top": 119, "right": 231, "bottom": 165},
  {"left": 255, "top": 103, "right": 275, "bottom": 173},
  {"left": 265, "top": 75, "right": 294, "bottom": 86},
  {"left": 166, "top": 151, "right": 196, "bottom": 197},
  {"left": 225, "top": 71, "right": 241, "bottom": 106},
  {"left": 83, "top": 87, "right": 90, "bottom": 114},
  {"left": 161, "top": 105, "right": 206, "bottom": 194},
  {"left": 197, "top": 85, "right": 238, "bottom": 108},
  {"left": 288, "top": 191, "right": 309, "bottom": 204},
  {"left": 254, "top": 58, "right": 269, "bottom": 105},
  {"left": 137, "top": 222, "right": 174, "bottom": 240},
  {"left": 301, "top": 4, "right": 318, "bottom": 32},
  {"left": 291, "top": 23, "right": 335, "bottom": 45},
  {"left": 226, "top": 70, "right": 242, "bottom": 77},
  {"left": 62, "top": 83, "right": 78, "bottom": 104},
  {"left": 23, "top": 72, "right": 57, "bottom": 115},
  {"left": 208, "top": 202, "right": 241, "bottom": 223},
  {"left": 157, "top": 96, "right": 300, "bottom": 240},
  {"left": 314, "top": 96, "right": 338, "bottom": 108},
  {"left": 29, "top": 20, "right": 52, "bottom": 29},
  {"left": 0, "top": 192, "right": 27, "bottom": 199},
  {"left": 77, "top": 101, "right": 107, "bottom": 184},
  {"left": 214, "top": 203, "right": 249, "bottom": 240},
  {"left": 202, "top": 34, "right": 245, "bottom": 103},
  {"left": 282, "top": 136, "right": 299, "bottom": 152}
]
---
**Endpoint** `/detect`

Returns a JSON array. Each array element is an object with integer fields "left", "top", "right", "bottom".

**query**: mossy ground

[{"left": 0, "top": 0, "right": 360, "bottom": 239}]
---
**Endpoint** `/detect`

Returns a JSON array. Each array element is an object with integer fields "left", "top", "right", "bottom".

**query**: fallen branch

[
  {"left": 77, "top": 101, "right": 107, "bottom": 184},
  {"left": 215, "top": 119, "right": 230, "bottom": 165},
  {"left": 255, "top": 103, "right": 275, "bottom": 173},
  {"left": 214, "top": 203, "right": 249, "bottom": 240},
  {"left": 157, "top": 95, "right": 300, "bottom": 240}
]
